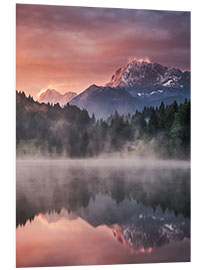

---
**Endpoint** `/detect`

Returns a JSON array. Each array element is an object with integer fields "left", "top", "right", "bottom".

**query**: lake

[{"left": 16, "top": 159, "right": 190, "bottom": 267}]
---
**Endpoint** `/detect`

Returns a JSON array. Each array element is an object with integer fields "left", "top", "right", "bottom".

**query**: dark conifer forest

[{"left": 16, "top": 91, "right": 190, "bottom": 159}]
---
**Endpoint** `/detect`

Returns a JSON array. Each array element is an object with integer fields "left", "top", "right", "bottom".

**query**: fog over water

[
  {"left": 16, "top": 158, "right": 190, "bottom": 266},
  {"left": 16, "top": 156, "right": 190, "bottom": 168}
]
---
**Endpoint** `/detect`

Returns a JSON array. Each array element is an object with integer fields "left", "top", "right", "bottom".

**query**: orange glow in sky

[{"left": 16, "top": 4, "right": 190, "bottom": 100}]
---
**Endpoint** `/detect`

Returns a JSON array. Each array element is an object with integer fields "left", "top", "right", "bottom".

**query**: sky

[{"left": 16, "top": 4, "right": 190, "bottom": 99}]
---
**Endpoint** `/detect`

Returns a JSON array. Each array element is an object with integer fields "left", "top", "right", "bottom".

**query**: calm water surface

[{"left": 16, "top": 159, "right": 190, "bottom": 267}]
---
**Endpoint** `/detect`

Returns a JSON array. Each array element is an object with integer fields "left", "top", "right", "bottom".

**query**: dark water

[{"left": 16, "top": 159, "right": 190, "bottom": 267}]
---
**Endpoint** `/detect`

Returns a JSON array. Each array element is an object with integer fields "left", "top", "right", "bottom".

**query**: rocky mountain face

[
  {"left": 70, "top": 60, "right": 190, "bottom": 118},
  {"left": 106, "top": 59, "right": 190, "bottom": 89},
  {"left": 38, "top": 89, "right": 77, "bottom": 106}
]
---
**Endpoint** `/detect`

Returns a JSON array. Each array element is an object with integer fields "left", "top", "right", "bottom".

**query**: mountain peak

[
  {"left": 128, "top": 57, "right": 151, "bottom": 66},
  {"left": 46, "top": 88, "right": 58, "bottom": 93},
  {"left": 87, "top": 84, "right": 100, "bottom": 90},
  {"left": 106, "top": 60, "right": 190, "bottom": 88},
  {"left": 38, "top": 89, "right": 77, "bottom": 106}
]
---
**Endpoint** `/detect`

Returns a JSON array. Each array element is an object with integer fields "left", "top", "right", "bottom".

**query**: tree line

[{"left": 16, "top": 91, "right": 190, "bottom": 159}]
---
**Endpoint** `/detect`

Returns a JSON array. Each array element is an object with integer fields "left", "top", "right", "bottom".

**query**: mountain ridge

[
  {"left": 38, "top": 88, "right": 77, "bottom": 106},
  {"left": 106, "top": 60, "right": 190, "bottom": 89},
  {"left": 70, "top": 60, "right": 190, "bottom": 118}
]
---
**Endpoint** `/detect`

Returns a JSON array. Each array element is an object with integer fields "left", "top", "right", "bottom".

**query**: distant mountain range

[
  {"left": 38, "top": 60, "right": 190, "bottom": 118},
  {"left": 70, "top": 60, "right": 190, "bottom": 118},
  {"left": 38, "top": 88, "right": 77, "bottom": 106}
]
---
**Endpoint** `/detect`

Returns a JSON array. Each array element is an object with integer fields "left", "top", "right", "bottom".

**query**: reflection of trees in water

[{"left": 16, "top": 166, "right": 190, "bottom": 227}]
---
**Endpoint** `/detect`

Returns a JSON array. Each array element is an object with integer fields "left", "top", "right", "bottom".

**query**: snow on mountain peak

[{"left": 106, "top": 59, "right": 190, "bottom": 88}]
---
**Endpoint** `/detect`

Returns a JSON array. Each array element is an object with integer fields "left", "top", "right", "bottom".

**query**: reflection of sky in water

[
  {"left": 16, "top": 160, "right": 190, "bottom": 267},
  {"left": 16, "top": 208, "right": 190, "bottom": 267}
]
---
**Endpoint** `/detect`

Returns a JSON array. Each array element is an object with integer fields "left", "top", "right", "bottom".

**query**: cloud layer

[{"left": 16, "top": 4, "right": 190, "bottom": 98}]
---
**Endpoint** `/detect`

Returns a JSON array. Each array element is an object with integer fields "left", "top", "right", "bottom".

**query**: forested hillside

[{"left": 16, "top": 91, "right": 190, "bottom": 159}]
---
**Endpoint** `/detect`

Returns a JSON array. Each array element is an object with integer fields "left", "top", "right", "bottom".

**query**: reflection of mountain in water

[
  {"left": 16, "top": 160, "right": 190, "bottom": 254},
  {"left": 111, "top": 221, "right": 188, "bottom": 254},
  {"left": 75, "top": 194, "right": 190, "bottom": 251}
]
